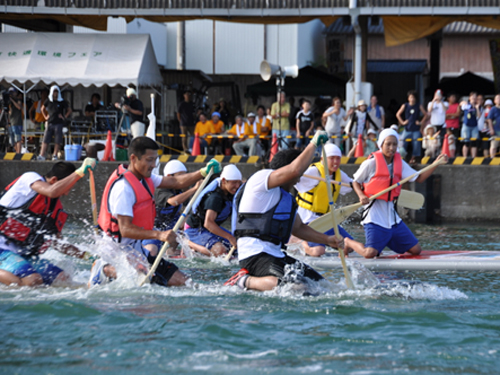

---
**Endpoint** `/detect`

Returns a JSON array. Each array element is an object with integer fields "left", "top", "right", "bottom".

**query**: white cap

[
  {"left": 485, "top": 99, "right": 493, "bottom": 106},
  {"left": 367, "top": 129, "right": 377, "bottom": 135},
  {"left": 358, "top": 99, "right": 367, "bottom": 107},
  {"left": 126, "top": 87, "right": 137, "bottom": 97},
  {"left": 390, "top": 124, "right": 399, "bottom": 131},
  {"left": 247, "top": 112, "right": 256, "bottom": 118},
  {"left": 220, "top": 164, "right": 242, "bottom": 181},
  {"left": 424, "top": 124, "right": 436, "bottom": 133},
  {"left": 163, "top": 160, "right": 187, "bottom": 176},
  {"left": 324, "top": 143, "right": 342, "bottom": 158},
  {"left": 377, "top": 128, "right": 399, "bottom": 149}
]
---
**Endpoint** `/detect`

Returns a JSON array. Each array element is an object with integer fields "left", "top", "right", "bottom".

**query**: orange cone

[
  {"left": 192, "top": 133, "right": 201, "bottom": 156},
  {"left": 441, "top": 133, "right": 450, "bottom": 157},
  {"left": 354, "top": 134, "right": 364, "bottom": 157},
  {"left": 269, "top": 133, "right": 279, "bottom": 162},
  {"left": 102, "top": 130, "right": 115, "bottom": 161}
]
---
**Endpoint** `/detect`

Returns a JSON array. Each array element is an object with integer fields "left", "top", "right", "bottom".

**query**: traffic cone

[
  {"left": 354, "top": 134, "right": 364, "bottom": 157},
  {"left": 441, "top": 133, "right": 450, "bottom": 157},
  {"left": 102, "top": 130, "right": 115, "bottom": 161},
  {"left": 269, "top": 133, "right": 279, "bottom": 162},
  {"left": 192, "top": 133, "right": 201, "bottom": 156}
]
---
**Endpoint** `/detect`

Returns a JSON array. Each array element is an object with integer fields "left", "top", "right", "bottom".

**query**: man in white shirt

[
  {"left": 91, "top": 136, "right": 221, "bottom": 287},
  {"left": 347, "top": 129, "right": 447, "bottom": 258},
  {"left": 225, "top": 131, "right": 340, "bottom": 292}
]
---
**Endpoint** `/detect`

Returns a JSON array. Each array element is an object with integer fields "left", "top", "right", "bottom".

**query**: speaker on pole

[{"left": 260, "top": 60, "right": 281, "bottom": 81}]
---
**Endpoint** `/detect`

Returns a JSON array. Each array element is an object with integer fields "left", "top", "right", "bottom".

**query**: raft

[{"left": 302, "top": 250, "right": 500, "bottom": 272}]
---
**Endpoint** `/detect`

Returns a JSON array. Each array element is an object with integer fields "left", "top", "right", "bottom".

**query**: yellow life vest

[{"left": 296, "top": 162, "right": 341, "bottom": 214}]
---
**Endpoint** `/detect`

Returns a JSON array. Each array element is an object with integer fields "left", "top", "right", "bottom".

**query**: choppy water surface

[{"left": 1, "top": 220, "right": 500, "bottom": 374}]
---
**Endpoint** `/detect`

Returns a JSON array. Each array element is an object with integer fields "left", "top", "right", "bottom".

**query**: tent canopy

[
  {"left": 246, "top": 66, "right": 347, "bottom": 97},
  {"left": 0, "top": 33, "right": 162, "bottom": 88},
  {"left": 439, "top": 72, "right": 496, "bottom": 97}
]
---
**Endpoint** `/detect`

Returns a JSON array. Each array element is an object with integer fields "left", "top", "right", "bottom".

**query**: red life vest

[
  {"left": 363, "top": 151, "right": 402, "bottom": 202},
  {"left": 0, "top": 176, "right": 68, "bottom": 257},
  {"left": 98, "top": 164, "right": 156, "bottom": 241}
]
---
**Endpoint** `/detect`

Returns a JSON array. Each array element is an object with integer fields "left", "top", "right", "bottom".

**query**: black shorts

[
  {"left": 147, "top": 254, "right": 179, "bottom": 287},
  {"left": 240, "top": 252, "right": 323, "bottom": 283},
  {"left": 43, "top": 123, "right": 64, "bottom": 144}
]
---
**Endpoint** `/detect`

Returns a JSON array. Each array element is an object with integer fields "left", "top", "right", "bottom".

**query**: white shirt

[
  {"left": 368, "top": 105, "right": 385, "bottom": 130},
  {"left": 477, "top": 107, "right": 487, "bottom": 132},
  {"left": 0, "top": 172, "right": 44, "bottom": 253},
  {"left": 353, "top": 158, "right": 417, "bottom": 229},
  {"left": 237, "top": 169, "right": 285, "bottom": 261},
  {"left": 295, "top": 166, "right": 353, "bottom": 224},
  {"left": 355, "top": 111, "right": 367, "bottom": 137},
  {"left": 427, "top": 101, "right": 449, "bottom": 126},
  {"left": 324, "top": 107, "right": 346, "bottom": 136},
  {"left": 108, "top": 172, "right": 162, "bottom": 249}
]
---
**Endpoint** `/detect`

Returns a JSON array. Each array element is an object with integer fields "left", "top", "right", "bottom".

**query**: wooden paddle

[
  {"left": 309, "top": 157, "right": 447, "bottom": 233},
  {"left": 321, "top": 147, "right": 355, "bottom": 289},
  {"left": 89, "top": 170, "right": 99, "bottom": 235},
  {"left": 224, "top": 246, "right": 236, "bottom": 262},
  {"left": 139, "top": 169, "right": 215, "bottom": 286},
  {"left": 304, "top": 173, "right": 424, "bottom": 211}
]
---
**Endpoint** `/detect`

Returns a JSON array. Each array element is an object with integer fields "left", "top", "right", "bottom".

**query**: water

[{"left": 1, "top": 220, "right": 500, "bottom": 374}]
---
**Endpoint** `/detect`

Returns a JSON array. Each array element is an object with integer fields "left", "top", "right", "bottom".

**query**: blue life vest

[
  {"left": 232, "top": 183, "right": 297, "bottom": 247},
  {"left": 463, "top": 104, "right": 478, "bottom": 127},
  {"left": 190, "top": 178, "right": 232, "bottom": 226},
  {"left": 155, "top": 189, "right": 182, "bottom": 230}
]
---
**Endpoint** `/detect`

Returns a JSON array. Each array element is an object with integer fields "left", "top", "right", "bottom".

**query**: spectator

[
  {"left": 7, "top": 87, "right": 25, "bottom": 154},
  {"left": 445, "top": 93, "right": 461, "bottom": 154},
  {"left": 228, "top": 115, "right": 257, "bottom": 156},
  {"left": 365, "top": 129, "right": 379, "bottom": 156},
  {"left": 246, "top": 112, "right": 264, "bottom": 157},
  {"left": 346, "top": 99, "right": 379, "bottom": 138},
  {"left": 177, "top": 91, "right": 195, "bottom": 154},
  {"left": 295, "top": 99, "right": 314, "bottom": 150},
  {"left": 191, "top": 113, "right": 212, "bottom": 152},
  {"left": 255, "top": 105, "right": 271, "bottom": 153},
  {"left": 115, "top": 87, "right": 144, "bottom": 138},
  {"left": 212, "top": 98, "right": 230, "bottom": 126},
  {"left": 322, "top": 97, "right": 351, "bottom": 148},
  {"left": 422, "top": 125, "right": 441, "bottom": 158},
  {"left": 270, "top": 92, "right": 291, "bottom": 150},
  {"left": 288, "top": 96, "right": 299, "bottom": 141},
  {"left": 85, "top": 93, "right": 104, "bottom": 118},
  {"left": 29, "top": 89, "right": 48, "bottom": 131},
  {"left": 460, "top": 92, "right": 480, "bottom": 158},
  {"left": 476, "top": 94, "right": 490, "bottom": 157},
  {"left": 396, "top": 90, "right": 428, "bottom": 164},
  {"left": 487, "top": 94, "right": 500, "bottom": 158},
  {"left": 446, "top": 127, "right": 457, "bottom": 158},
  {"left": 39, "top": 85, "right": 72, "bottom": 160},
  {"left": 427, "top": 89, "right": 448, "bottom": 144},
  {"left": 368, "top": 95, "right": 385, "bottom": 130},
  {"left": 208, "top": 111, "right": 225, "bottom": 154}
]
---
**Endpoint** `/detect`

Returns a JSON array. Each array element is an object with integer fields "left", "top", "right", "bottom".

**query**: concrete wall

[{"left": 0, "top": 161, "right": 499, "bottom": 222}]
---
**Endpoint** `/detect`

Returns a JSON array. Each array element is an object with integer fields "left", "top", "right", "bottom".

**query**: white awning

[{"left": 0, "top": 33, "right": 162, "bottom": 88}]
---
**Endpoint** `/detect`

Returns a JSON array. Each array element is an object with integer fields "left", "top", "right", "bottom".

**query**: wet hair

[
  {"left": 269, "top": 149, "right": 302, "bottom": 170},
  {"left": 45, "top": 161, "right": 76, "bottom": 180},
  {"left": 129, "top": 136, "right": 159, "bottom": 159}
]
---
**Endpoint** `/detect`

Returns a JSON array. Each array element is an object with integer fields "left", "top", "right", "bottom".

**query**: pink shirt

[{"left": 445, "top": 103, "right": 460, "bottom": 129}]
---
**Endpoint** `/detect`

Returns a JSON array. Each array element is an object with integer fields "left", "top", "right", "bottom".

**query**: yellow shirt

[
  {"left": 270, "top": 102, "right": 291, "bottom": 131},
  {"left": 256, "top": 116, "right": 271, "bottom": 136},
  {"left": 228, "top": 122, "right": 253, "bottom": 137},
  {"left": 209, "top": 120, "right": 225, "bottom": 134},
  {"left": 195, "top": 120, "right": 214, "bottom": 144}
]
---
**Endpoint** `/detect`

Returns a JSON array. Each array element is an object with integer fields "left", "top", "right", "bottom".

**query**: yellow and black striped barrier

[
  {"left": 0, "top": 153, "right": 36, "bottom": 160},
  {"left": 158, "top": 154, "right": 260, "bottom": 164}
]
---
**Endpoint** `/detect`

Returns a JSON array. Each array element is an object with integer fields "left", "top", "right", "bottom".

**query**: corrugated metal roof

[
  {"left": 344, "top": 59, "right": 428, "bottom": 73},
  {"left": 326, "top": 18, "right": 500, "bottom": 35}
]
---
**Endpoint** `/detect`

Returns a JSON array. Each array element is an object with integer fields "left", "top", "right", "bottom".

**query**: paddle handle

[
  {"left": 303, "top": 174, "right": 351, "bottom": 188},
  {"left": 224, "top": 246, "right": 236, "bottom": 262},
  {"left": 89, "top": 170, "right": 99, "bottom": 235},
  {"left": 321, "top": 147, "right": 355, "bottom": 290},
  {"left": 139, "top": 169, "right": 215, "bottom": 286}
]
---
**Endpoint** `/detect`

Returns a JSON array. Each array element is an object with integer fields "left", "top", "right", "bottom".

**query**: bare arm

[
  {"left": 31, "top": 173, "right": 83, "bottom": 198},
  {"left": 396, "top": 104, "right": 406, "bottom": 125},
  {"left": 290, "top": 213, "right": 339, "bottom": 248},
  {"left": 352, "top": 181, "right": 369, "bottom": 205},
  {"left": 419, "top": 105, "right": 428, "bottom": 125},
  {"left": 116, "top": 215, "right": 176, "bottom": 245},
  {"left": 41, "top": 105, "right": 49, "bottom": 121},
  {"left": 166, "top": 182, "right": 201, "bottom": 207},
  {"left": 415, "top": 154, "right": 448, "bottom": 183},
  {"left": 159, "top": 170, "right": 203, "bottom": 190},
  {"left": 29, "top": 102, "right": 36, "bottom": 122},
  {"left": 204, "top": 209, "right": 236, "bottom": 247}
]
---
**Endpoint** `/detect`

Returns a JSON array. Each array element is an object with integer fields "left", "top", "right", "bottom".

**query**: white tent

[{"left": 0, "top": 33, "right": 162, "bottom": 88}]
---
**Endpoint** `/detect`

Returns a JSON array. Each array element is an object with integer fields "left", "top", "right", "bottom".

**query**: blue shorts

[
  {"left": 8, "top": 125, "right": 22, "bottom": 144},
  {"left": 184, "top": 227, "right": 231, "bottom": 250},
  {"left": 0, "top": 249, "right": 63, "bottom": 285},
  {"left": 364, "top": 222, "right": 419, "bottom": 255},
  {"left": 307, "top": 226, "right": 353, "bottom": 248},
  {"left": 142, "top": 239, "right": 163, "bottom": 249}
]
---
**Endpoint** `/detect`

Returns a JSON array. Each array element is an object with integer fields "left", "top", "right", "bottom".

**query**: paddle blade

[
  {"left": 308, "top": 203, "right": 361, "bottom": 233},
  {"left": 398, "top": 190, "right": 425, "bottom": 210}
]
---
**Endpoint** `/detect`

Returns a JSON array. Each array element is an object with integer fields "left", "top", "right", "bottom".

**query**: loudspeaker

[
  {"left": 283, "top": 65, "right": 299, "bottom": 79},
  {"left": 260, "top": 60, "right": 281, "bottom": 81}
]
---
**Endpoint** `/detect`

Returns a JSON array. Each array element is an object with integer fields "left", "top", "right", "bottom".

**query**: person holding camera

[
  {"left": 7, "top": 87, "right": 25, "bottom": 154},
  {"left": 115, "top": 87, "right": 144, "bottom": 138},
  {"left": 38, "top": 85, "right": 72, "bottom": 161}
]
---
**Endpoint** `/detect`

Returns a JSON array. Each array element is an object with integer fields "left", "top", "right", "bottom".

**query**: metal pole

[{"left": 350, "top": 0, "right": 362, "bottom": 106}]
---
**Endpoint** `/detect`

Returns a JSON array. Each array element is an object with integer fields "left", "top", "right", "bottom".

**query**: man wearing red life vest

[
  {"left": 0, "top": 159, "right": 97, "bottom": 287},
  {"left": 348, "top": 128, "right": 447, "bottom": 258},
  {"left": 90, "top": 136, "right": 221, "bottom": 287}
]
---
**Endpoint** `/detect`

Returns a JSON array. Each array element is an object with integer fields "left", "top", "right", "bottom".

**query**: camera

[
  {"left": 1, "top": 91, "right": 10, "bottom": 111},
  {"left": 120, "top": 95, "right": 130, "bottom": 108}
]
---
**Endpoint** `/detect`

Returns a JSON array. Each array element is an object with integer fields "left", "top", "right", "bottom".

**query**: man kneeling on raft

[
  {"left": 184, "top": 165, "right": 242, "bottom": 257},
  {"left": 291, "top": 143, "right": 355, "bottom": 257},
  {"left": 90, "top": 136, "right": 221, "bottom": 287},
  {"left": 347, "top": 128, "right": 448, "bottom": 258},
  {"left": 225, "top": 131, "right": 340, "bottom": 292},
  {"left": 0, "top": 160, "right": 97, "bottom": 287}
]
